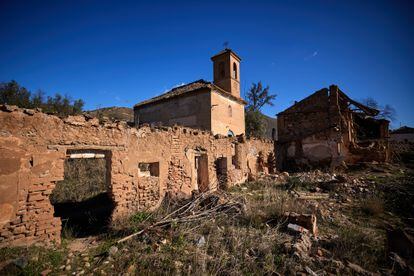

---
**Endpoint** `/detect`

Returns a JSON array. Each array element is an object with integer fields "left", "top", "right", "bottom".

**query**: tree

[
  {"left": 244, "top": 82, "right": 276, "bottom": 138},
  {"left": 0, "top": 80, "right": 85, "bottom": 116},
  {"left": 246, "top": 81, "right": 277, "bottom": 111},
  {"left": 245, "top": 109, "right": 267, "bottom": 138},
  {"left": 31, "top": 90, "right": 46, "bottom": 108},
  {"left": 362, "top": 97, "right": 396, "bottom": 122},
  {"left": 0, "top": 80, "right": 31, "bottom": 107}
]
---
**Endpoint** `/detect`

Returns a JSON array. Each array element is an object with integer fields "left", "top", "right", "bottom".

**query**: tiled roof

[{"left": 134, "top": 79, "right": 246, "bottom": 108}]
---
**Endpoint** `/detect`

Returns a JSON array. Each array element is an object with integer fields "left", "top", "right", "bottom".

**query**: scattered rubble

[{"left": 284, "top": 212, "right": 318, "bottom": 236}]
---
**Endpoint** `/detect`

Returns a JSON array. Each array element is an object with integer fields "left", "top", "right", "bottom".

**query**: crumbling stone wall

[
  {"left": 277, "top": 85, "right": 389, "bottom": 170},
  {"left": 0, "top": 105, "right": 274, "bottom": 247}
]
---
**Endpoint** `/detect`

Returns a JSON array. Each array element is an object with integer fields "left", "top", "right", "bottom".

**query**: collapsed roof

[{"left": 278, "top": 85, "right": 380, "bottom": 117}]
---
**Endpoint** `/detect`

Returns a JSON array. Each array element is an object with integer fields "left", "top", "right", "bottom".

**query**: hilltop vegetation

[{"left": 0, "top": 80, "right": 84, "bottom": 117}]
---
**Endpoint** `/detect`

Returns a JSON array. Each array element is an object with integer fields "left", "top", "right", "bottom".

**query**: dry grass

[
  {"left": 50, "top": 158, "right": 107, "bottom": 204},
  {"left": 360, "top": 195, "right": 385, "bottom": 216},
  {"left": 5, "top": 170, "right": 411, "bottom": 275},
  {"left": 326, "top": 224, "right": 386, "bottom": 271},
  {"left": 104, "top": 180, "right": 306, "bottom": 275}
]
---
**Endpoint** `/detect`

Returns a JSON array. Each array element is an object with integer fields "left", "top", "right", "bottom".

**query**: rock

[
  {"left": 287, "top": 223, "right": 309, "bottom": 234},
  {"left": 284, "top": 212, "right": 318, "bottom": 236},
  {"left": 126, "top": 264, "right": 136, "bottom": 275},
  {"left": 65, "top": 265, "right": 72, "bottom": 271},
  {"left": 331, "top": 259, "right": 345, "bottom": 270},
  {"left": 1, "top": 104, "right": 19, "bottom": 112},
  {"left": 23, "top": 109, "right": 35, "bottom": 115},
  {"left": 292, "top": 234, "right": 312, "bottom": 258},
  {"left": 64, "top": 115, "right": 86, "bottom": 126},
  {"left": 316, "top": 249, "right": 323, "bottom": 257},
  {"left": 41, "top": 269, "right": 52, "bottom": 276},
  {"left": 13, "top": 257, "right": 28, "bottom": 269},
  {"left": 281, "top": 171, "right": 289, "bottom": 178},
  {"left": 85, "top": 262, "right": 91, "bottom": 268},
  {"left": 108, "top": 245, "right": 118, "bottom": 256},
  {"left": 174, "top": 260, "right": 183, "bottom": 269},
  {"left": 197, "top": 236, "right": 206, "bottom": 247}
]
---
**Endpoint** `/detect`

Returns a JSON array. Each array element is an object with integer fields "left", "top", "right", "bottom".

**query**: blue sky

[{"left": 1, "top": 0, "right": 413, "bottom": 128}]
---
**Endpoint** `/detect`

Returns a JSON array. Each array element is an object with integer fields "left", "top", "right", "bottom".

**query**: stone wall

[
  {"left": 135, "top": 89, "right": 212, "bottom": 131},
  {"left": 0, "top": 105, "right": 274, "bottom": 247},
  {"left": 277, "top": 85, "right": 389, "bottom": 170}
]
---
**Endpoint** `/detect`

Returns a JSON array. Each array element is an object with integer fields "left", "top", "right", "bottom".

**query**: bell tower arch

[{"left": 211, "top": 49, "right": 241, "bottom": 98}]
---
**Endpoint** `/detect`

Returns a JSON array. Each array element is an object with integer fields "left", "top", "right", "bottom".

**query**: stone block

[
  {"left": 12, "top": 225, "right": 26, "bottom": 235},
  {"left": 28, "top": 192, "right": 44, "bottom": 202}
]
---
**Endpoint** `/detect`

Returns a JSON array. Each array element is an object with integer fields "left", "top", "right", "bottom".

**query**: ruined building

[
  {"left": 276, "top": 85, "right": 389, "bottom": 170},
  {"left": 0, "top": 49, "right": 392, "bottom": 248},
  {"left": 134, "top": 49, "right": 246, "bottom": 136},
  {"left": 0, "top": 49, "right": 274, "bottom": 247}
]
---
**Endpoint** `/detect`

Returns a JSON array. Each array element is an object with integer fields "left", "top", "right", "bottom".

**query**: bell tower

[{"left": 211, "top": 48, "right": 241, "bottom": 98}]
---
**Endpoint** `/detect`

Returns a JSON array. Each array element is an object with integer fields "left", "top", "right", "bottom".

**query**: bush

[{"left": 360, "top": 195, "right": 384, "bottom": 216}]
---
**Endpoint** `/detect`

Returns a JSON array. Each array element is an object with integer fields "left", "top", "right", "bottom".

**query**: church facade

[{"left": 134, "top": 49, "right": 246, "bottom": 136}]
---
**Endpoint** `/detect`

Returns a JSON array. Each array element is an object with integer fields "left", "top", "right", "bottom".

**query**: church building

[{"left": 134, "top": 49, "right": 246, "bottom": 136}]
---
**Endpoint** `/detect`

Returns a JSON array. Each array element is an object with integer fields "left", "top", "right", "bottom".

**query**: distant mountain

[
  {"left": 85, "top": 107, "right": 133, "bottom": 122},
  {"left": 391, "top": 126, "right": 414, "bottom": 134}
]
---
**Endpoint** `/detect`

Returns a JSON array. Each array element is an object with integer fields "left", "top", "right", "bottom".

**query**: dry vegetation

[
  {"left": 1, "top": 156, "right": 414, "bottom": 275},
  {"left": 50, "top": 158, "right": 108, "bottom": 204}
]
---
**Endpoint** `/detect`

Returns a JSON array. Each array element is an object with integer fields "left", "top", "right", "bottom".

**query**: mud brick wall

[
  {"left": 277, "top": 85, "right": 389, "bottom": 170},
  {"left": 138, "top": 176, "right": 160, "bottom": 209},
  {"left": 277, "top": 88, "right": 332, "bottom": 143},
  {"left": 0, "top": 105, "right": 274, "bottom": 247}
]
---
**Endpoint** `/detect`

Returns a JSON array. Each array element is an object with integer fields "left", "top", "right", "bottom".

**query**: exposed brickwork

[
  {"left": 0, "top": 106, "right": 274, "bottom": 247},
  {"left": 277, "top": 85, "right": 389, "bottom": 170}
]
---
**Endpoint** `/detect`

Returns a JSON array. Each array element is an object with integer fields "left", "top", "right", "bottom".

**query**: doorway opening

[
  {"left": 215, "top": 157, "right": 228, "bottom": 189},
  {"left": 50, "top": 149, "right": 113, "bottom": 238},
  {"left": 195, "top": 153, "right": 209, "bottom": 192}
]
